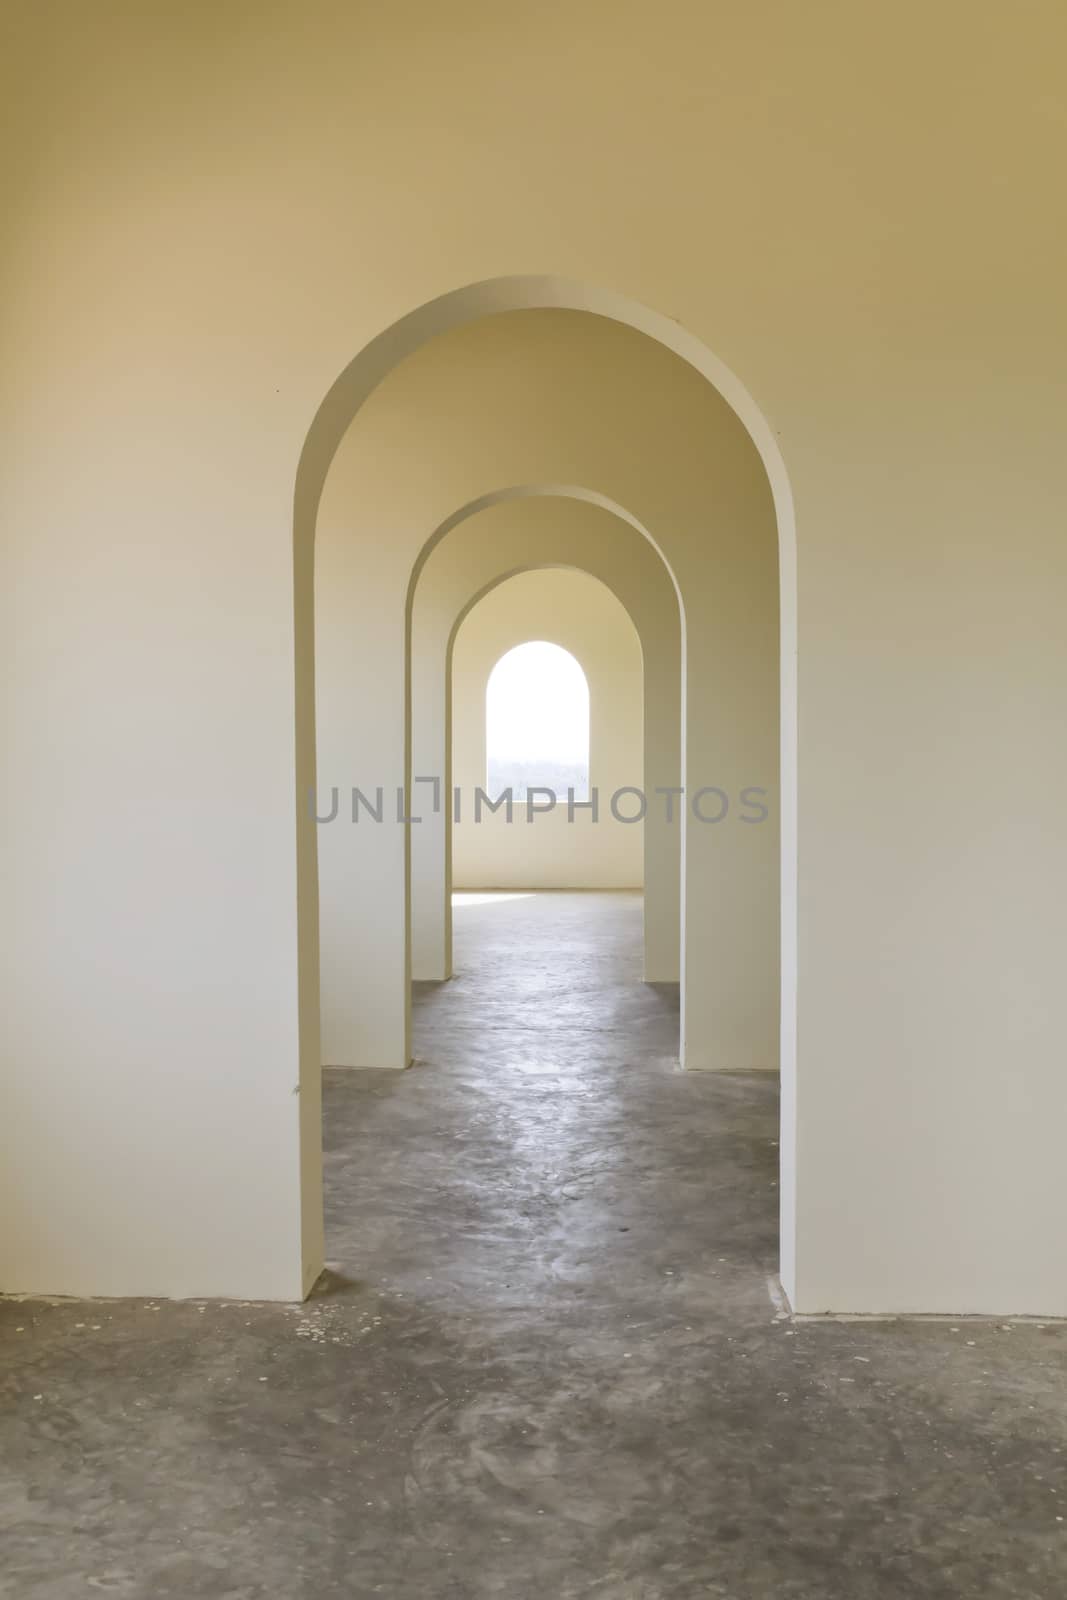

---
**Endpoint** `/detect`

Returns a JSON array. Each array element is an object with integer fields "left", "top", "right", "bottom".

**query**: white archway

[
  {"left": 405, "top": 489, "right": 683, "bottom": 989},
  {"left": 298, "top": 278, "right": 795, "bottom": 1302}
]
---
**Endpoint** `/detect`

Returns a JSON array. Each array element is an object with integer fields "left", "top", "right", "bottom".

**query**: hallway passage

[{"left": 3, "top": 893, "right": 1065, "bottom": 1598}]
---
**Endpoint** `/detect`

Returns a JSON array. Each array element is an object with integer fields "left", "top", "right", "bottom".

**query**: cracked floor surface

[{"left": 2, "top": 892, "right": 1065, "bottom": 1598}]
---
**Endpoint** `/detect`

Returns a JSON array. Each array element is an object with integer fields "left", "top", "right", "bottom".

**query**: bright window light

[{"left": 486, "top": 641, "right": 590, "bottom": 801}]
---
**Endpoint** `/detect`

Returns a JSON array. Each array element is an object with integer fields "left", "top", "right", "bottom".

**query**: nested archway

[
  {"left": 406, "top": 490, "right": 682, "bottom": 988},
  {"left": 299, "top": 278, "right": 794, "bottom": 1304}
]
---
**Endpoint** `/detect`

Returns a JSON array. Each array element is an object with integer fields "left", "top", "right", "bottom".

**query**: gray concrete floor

[{"left": 3, "top": 891, "right": 1065, "bottom": 1598}]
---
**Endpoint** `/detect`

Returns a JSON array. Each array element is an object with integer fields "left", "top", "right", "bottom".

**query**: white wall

[
  {"left": 3, "top": 3, "right": 1065, "bottom": 1314},
  {"left": 452, "top": 567, "right": 644, "bottom": 891}
]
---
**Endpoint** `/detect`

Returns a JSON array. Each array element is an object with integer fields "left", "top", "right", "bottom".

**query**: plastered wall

[{"left": 3, "top": 2, "right": 1065, "bottom": 1314}]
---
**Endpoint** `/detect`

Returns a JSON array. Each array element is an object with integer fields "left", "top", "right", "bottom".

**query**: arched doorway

[
  {"left": 406, "top": 492, "right": 683, "bottom": 989},
  {"left": 299, "top": 280, "right": 792, "bottom": 1302}
]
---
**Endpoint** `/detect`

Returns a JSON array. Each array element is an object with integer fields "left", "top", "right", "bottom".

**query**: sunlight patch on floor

[{"left": 452, "top": 891, "right": 535, "bottom": 907}]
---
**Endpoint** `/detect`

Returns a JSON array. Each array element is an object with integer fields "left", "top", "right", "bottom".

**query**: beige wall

[
  {"left": 3, "top": 2, "right": 1065, "bottom": 1313},
  {"left": 452, "top": 567, "right": 644, "bottom": 892}
]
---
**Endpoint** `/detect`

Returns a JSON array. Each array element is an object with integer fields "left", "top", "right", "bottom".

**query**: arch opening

[
  {"left": 299, "top": 277, "right": 795, "bottom": 1306},
  {"left": 405, "top": 491, "right": 681, "bottom": 993},
  {"left": 485, "top": 640, "right": 590, "bottom": 803},
  {"left": 447, "top": 568, "right": 643, "bottom": 907}
]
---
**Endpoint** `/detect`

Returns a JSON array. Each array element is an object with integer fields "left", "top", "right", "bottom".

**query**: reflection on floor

[{"left": 3, "top": 892, "right": 1065, "bottom": 1598}]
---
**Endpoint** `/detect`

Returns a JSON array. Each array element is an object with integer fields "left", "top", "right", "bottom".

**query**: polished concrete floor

[{"left": 3, "top": 891, "right": 1065, "bottom": 1598}]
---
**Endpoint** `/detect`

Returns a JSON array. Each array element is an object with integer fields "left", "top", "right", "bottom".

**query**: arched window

[{"left": 486, "top": 641, "right": 590, "bottom": 801}]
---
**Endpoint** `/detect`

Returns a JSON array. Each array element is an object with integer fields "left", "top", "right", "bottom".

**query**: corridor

[{"left": 4, "top": 892, "right": 1064, "bottom": 1598}]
